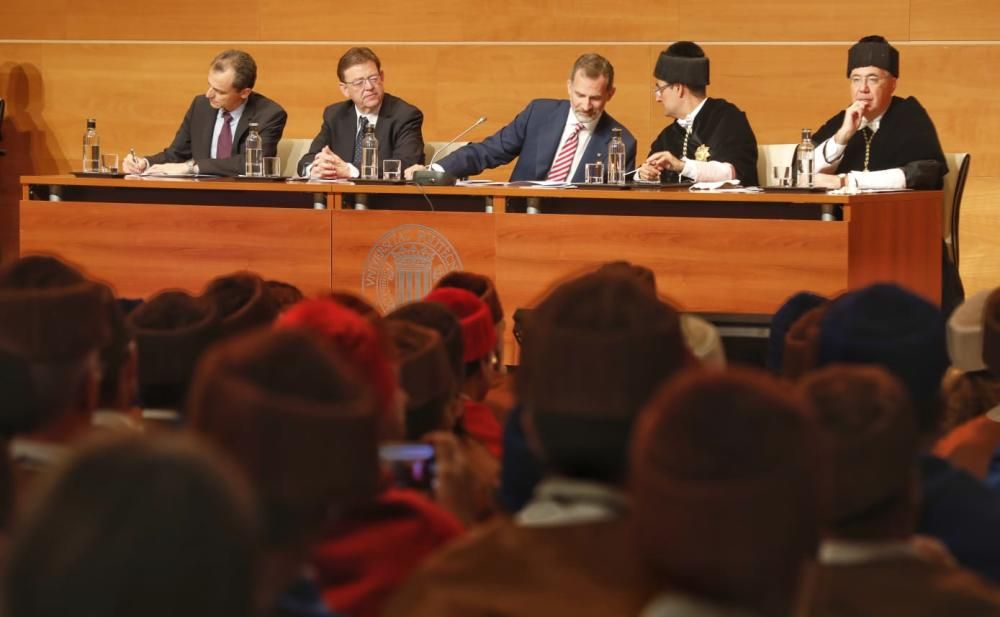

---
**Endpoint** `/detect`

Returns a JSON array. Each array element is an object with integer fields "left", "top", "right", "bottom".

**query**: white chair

[
  {"left": 942, "top": 152, "right": 971, "bottom": 268},
  {"left": 276, "top": 138, "right": 313, "bottom": 177},
  {"left": 756, "top": 143, "right": 797, "bottom": 187},
  {"left": 423, "top": 141, "right": 468, "bottom": 166}
]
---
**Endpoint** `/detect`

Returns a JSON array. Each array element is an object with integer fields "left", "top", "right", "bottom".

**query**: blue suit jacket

[{"left": 438, "top": 99, "right": 637, "bottom": 183}]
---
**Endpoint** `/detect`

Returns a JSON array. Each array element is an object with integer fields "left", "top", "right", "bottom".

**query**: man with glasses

[
  {"left": 297, "top": 47, "right": 425, "bottom": 179},
  {"left": 406, "top": 53, "right": 635, "bottom": 183},
  {"left": 123, "top": 49, "right": 287, "bottom": 176},
  {"left": 636, "top": 41, "right": 758, "bottom": 185},
  {"left": 810, "top": 35, "right": 946, "bottom": 191}
]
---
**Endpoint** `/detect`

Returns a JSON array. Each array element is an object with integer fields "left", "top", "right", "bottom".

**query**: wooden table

[{"left": 16, "top": 175, "right": 942, "bottom": 361}]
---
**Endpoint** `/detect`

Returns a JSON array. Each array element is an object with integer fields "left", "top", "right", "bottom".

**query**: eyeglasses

[
  {"left": 850, "top": 75, "right": 885, "bottom": 88},
  {"left": 343, "top": 74, "right": 382, "bottom": 89},
  {"left": 653, "top": 82, "right": 673, "bottom": 96}
]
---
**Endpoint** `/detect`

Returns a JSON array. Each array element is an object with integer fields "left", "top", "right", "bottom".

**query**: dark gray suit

[
  {"left": 146, "top": 92, "right": 287, "bottom": 176},
  {"left": 296, "top": 93, "right": 424, "bottom": 176}
]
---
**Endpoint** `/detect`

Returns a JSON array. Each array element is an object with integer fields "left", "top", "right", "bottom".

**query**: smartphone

[{"left": 378, "top": 443, "right": 436, "bottom": 491}]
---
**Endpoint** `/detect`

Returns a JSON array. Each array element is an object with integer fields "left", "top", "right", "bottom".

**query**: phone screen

[{"left": 378, "top": 443, "right": 436, "bottom": 491}]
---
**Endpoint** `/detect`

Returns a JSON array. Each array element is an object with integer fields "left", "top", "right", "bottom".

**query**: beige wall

[{"left": 2, "top": 0, "right": 998, "bottom": 293}]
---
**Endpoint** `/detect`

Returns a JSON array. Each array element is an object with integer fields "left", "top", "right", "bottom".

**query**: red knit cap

[
  {"left": 276, "top": 299, "right": 399, "bottom": 438},
  {"left": 423, "top": 287, "right": 496, "bottom": 363}
]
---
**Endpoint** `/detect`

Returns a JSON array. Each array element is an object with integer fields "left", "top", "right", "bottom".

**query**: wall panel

[
  {"left": 2, "top": 0, "right": 999, "bottom": 295},
  {"left": 681, "top": 1, "right": 911, "bottom": 42},
  {"left": 911, "top": 0, "right": 1000, "bottom": 40}
]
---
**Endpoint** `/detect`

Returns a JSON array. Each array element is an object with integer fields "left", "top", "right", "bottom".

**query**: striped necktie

[{"left": 546, "top": 123, "right": 583, "bottom": 182}]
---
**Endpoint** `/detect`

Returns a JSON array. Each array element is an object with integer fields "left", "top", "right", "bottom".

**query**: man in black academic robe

[
  {"left": 811, "top": 36, "right": 946, "bottom": 191},
  {"left": 811, "top": 35, "right": 960, "bottom": 312},
  {"left": 637, "top": 41, "right": 758, "bottom": 186}
]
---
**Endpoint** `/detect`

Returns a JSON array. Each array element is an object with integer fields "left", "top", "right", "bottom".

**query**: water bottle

[
  {"left": 795, "top": 128, "right": 815, "bottom": 187},
  {"left": 607, "top": 127, "right": 626, "bottom": 185},
  {"left": 82, "top": 118, "right": 100, "bottom": 173},
  {"left": 244, "top": 122, "right": 263, "bottom": 177},
  {"left": 360, "top": 124, "right": 379, "bottom": 180}
]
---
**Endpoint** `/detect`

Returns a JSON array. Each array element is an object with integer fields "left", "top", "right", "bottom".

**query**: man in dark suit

[
  {"left": 406, "top": 53, "right": 636, "bottom": 183},
  {"left": 297, "top": 47, "right": 424, "bottom": 179},
  {"left": 123, "top": 49, "right": 287, "bottom": 177}
]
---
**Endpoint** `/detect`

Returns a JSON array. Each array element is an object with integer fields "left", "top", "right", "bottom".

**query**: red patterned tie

[
  {"left": 216, "top": 111, "right": 233, "bottom": 159},
  {"left": 546, "top": 123, "right": 583, "bottom": 182}
]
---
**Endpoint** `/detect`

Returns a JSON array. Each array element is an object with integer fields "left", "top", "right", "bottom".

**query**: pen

[{"left": 129, "top": 148, "right": 140, "bottom": 174}]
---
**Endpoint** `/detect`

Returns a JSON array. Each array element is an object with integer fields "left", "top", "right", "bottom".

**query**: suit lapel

[
  {"left": 536, "top": 101, "right": 569, "bottom": 178},
  {"left": 194, "top": 98, "right": 218, "bottom": 158},
  {"left": 334, "top": 105, "right": 359, "bottom": 162},
  {"left": 231, "top": 93, "right": 255, "bottom": 152}
]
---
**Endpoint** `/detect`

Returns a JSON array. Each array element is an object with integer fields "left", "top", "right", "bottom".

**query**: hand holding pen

[{"left": 123, "top": 148, "right": 148, "bottom": 174}]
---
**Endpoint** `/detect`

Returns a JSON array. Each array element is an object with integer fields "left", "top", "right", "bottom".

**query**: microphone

[{"left": 412, "top": 115, "right": 487, "bottom": 186}]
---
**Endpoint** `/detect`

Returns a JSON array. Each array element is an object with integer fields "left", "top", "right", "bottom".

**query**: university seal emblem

[{"left": 361, "top": 224, "right": 464, "bottom": 313}]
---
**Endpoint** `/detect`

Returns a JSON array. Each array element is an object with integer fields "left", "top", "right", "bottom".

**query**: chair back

[
  {"left": 942, "top": 152, "right": 971, "bottom": 267},
  {"left": 757, "top": 143, "right": 797, "bottom": 186},
  {"left": 424, "top": 141, "right": 468, "bottom": 166},
  {"left": 276, "top": 138, "right": 313, "bottom": 177}
]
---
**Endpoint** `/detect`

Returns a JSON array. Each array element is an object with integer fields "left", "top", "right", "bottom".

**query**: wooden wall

[{"left": 2, "top": 0, "right": 998, "bottom": 295}]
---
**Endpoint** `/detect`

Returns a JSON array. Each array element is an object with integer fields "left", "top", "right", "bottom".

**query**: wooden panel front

[
  {"left": 495, "top": 212, "right": 849, "bottom": 315},
  {"left": 331, "top": 209, "right": 497, "bottom": 314},
  {"left": 845, "top": 192, "right": 943, "bottom": 304},
  {"left": 19, "top": 200, "right": 332, "bottom": 298}
]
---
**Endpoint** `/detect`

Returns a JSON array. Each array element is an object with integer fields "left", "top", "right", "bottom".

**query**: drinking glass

[
  {"left": 771, "top": 165, "right": 791, "bottom": 187},
  {"left": 263, "top": 156, "right": 282, "bottom": 177},
  {"left": 101, "top": 153, "right": 119, "bottom": 174},
  {"left": 585, "top": 162, "right": 604, "bottom": 184},
  {"left": 383, "top": 159, "right": 402, "bottom": 181}
]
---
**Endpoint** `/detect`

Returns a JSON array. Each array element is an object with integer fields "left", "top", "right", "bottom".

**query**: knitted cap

[
  {"left": 848, "top": 35, "right": 899, "bottom": 78},
  {"left": 631, "top": 368, "right": 822, "bottom": 617},
  {"left": 384, "top": 320, "right": 455, "bottom": 410},
  {"left": 434, "top": 271, "right": 504, "bottom": 325},
  {"left": 517, "top": 271, "right": 689, "bottom": 420},
  {"left": 126, "top": 290, "right": 220, "bottom": 388},
  {"left": 768, "top": 291, "right": 828, "bottom": 373},
  {"left": 276, "top": 298, "right": 400, "bottom": 438},
  {"left": 387, "top": 301, "right": 464, "bottom": 384},
  {"left": 654, "top": 41, "right": 710, "bottom": 87},
  {"left": 0, "top": 280, "right": 112, "bottom": 361},
  {"left": 948, "top": 287, "right": 1000, "bottom": 376},
  {"left": 202, "top": 271, "right": 280, "bottom": 339},
  {"left": 799, "top": 365, "right": 917, "bottom": 528},
  {"left": 818, "top": 283, "right": 948, "bottom": 431},
  {"left": 188, "top": 328, "right": 379, "bottom": 545},
  {"left": 423, "top": 287, "right": 496, "bottom": 363}
]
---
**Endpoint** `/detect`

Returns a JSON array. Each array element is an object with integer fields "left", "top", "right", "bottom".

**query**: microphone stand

[{"left": 411, "top": 116, "right": 487, "bottom": 186}]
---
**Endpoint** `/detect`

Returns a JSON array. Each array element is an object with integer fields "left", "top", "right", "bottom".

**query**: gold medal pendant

[{"left": 695, "top": 144, "right": 711, "bottom": 162}]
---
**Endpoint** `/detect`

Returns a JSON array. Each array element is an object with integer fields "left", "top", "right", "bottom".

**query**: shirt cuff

[
  {"left": 429, "top": 163, "right": 446, "bottom": 173},
  {"left": 346, "top": 163, "right": 360, "bottom": 179},
  {"left": 815, "top": 137, "right": 845, "bottom": 172},
  {"left": 682, "top": 160, "right": 736, "bottom": 183},
  {"left": 851, "top": 168, "right": 906, "bottom": 190}
]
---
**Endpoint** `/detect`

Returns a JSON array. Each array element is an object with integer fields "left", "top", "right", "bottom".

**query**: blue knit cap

[{"left": 819, "top": 283, "right": 947, "bottom": 431}]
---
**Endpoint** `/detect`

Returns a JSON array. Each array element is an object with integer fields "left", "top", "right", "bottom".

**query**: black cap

[
  {"left": 654, "top": 41, "right": 709, "bottom": 87},
  {"left": 847, "top": 36, "right": 899, "bottom": 78}
]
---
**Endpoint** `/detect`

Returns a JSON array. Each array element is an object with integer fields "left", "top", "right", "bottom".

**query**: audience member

[
  {"left": 934, "top": 288, "right": 1000, "bottom": 478},
  {"left": 423, "top": 287, "right": 503, "bottom": 458},
  {"left": 274, "top": 298, "right": 466, "bottom": 617},
  {"left": 188, "top": 328, "right": 378, "bottom": 617},
  {"left": 800, "top": 365, "right": 1000, "bottom": 616},
  {"left": 385, "top": 270, "right": 690, "bottom": 617},
  {"left": 125, "top": 289, "right": 220, "bottom": 422},
  {"left": 0, "top": 256, "right": 111, "bottom": 492},
  {"left": 782, "top": 282, "right": 1000, "bottom": 582},
  {"left": 632, "top": 369, "right": 822, "bottom": 617},
  {"left": 1, "top": 433, "right": 259, "bottom": 617}
]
